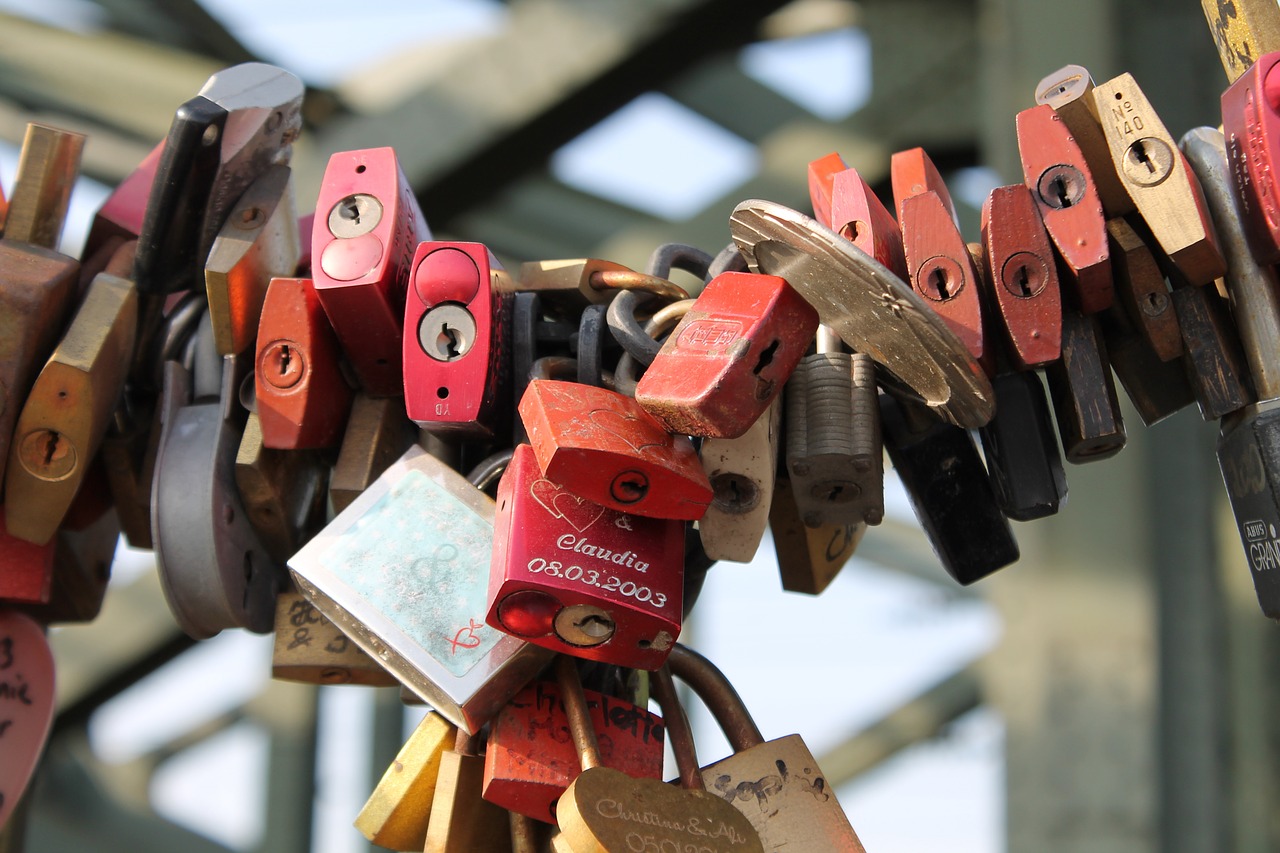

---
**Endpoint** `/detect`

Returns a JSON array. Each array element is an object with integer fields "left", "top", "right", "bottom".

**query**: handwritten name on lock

[{"left": 0, "top": 611, "right": 55, "bottom": 827}]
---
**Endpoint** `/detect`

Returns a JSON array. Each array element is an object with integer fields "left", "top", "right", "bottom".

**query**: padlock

[
  {"left": 289, "top": 445, "right": 554, "bottom": 732},
  {"left": 405, "top": 240, "right": 514, "bottom": 438},
  {"left": 881, "top": 393, "right": 1020, "bottom": 585},
  {"left": 1016, "top": 103, "right": 1114, "bottom": 313},
  {"left": 890, "top": 146, "right": 959, "bottom": 225},
  {"left": 328, "top": 393, "right": 416, "bottom": 514},
  {"left": 807, "top": 152, "right": 908, "bottom": 280},
  {"left": 979, "top": 184, "right": 1062, "bottom": 369},
  {"left": 1170, "top": 273, "right": 1255, "bottom": 420},
  {"left": 729, "top": 198, "right": 995, "bottom": 429},
  {"left": 978, "top": 371, "right": 1068, "bottom": 522},
  {"left": 233, "top": 412, "right": 326, "bottom": 564},
  {"left": 84, "top": 140, "right": 162, "bottom": 261},
  {"left": 519, "top": 379, "right": 712, "bottom": 520},
  {"left": 1093, "top": 72, "right": 1226, "bottom": 286},
  {"left": 633, "top": 270, "right": 818, "bottom": 439},
  {"left": 5, "top": 271, "right": 137, "bottom": 544},
  {"left": 424, "top": 729, "right": 514, "bottom": 853},
  {"left": 698, "top": 398, "right": 780, "bottom": 563},
  {"left": 1201, "top": 0, "right": 1280, "bottom": 82},
  {"left": 768, "top": 474, "right": 865, "bottom": 596},
  {"left": 0, "top": 514, "right": 54, "bottom": 605},
  {"left": 4, "top": 123, "right": 84, "bottom": 251},
  {"left": 516, "top": 258, "right": 638, "bottom": 309},
  {"left": 1107, "top": 218, "right": 1183, "bottom": 363},
  {"left": 556, "top": 657, "right": 763, "bottom": 853},
  {"left": 896, "top": 165, "right": 990, "bottom": 371},
  {"left": 785, "top": 330, "right": 883, "bottom": 528},
  {"left": 22, "top": 502, "right": 119, "bottom": 624},
  {"left": 486, "top": 444, "right": 684, "bottom": 670},
  {"left": 1034, "top": 65, "right": 1135, "bottom": 218},
  {"left": 665, "top": 644, "right": 867, "bottom": 851},
  {"left": 204, "top": 163, "right": 301, "bottom": 355},
  {"left": 0, "top": 611, "right": 56, "bottom": 830},
  {"left": 153, "top": 311, "right": 279, "bottom": 637},
  {"left": 255, "top": 276, "right": 354, "bottom": 450},
  {"left": 134, "top": 62, "right": 304, "bottom": 296},
  {"left": 271, "top": 590, "right": 396, "bottom": 686},
  {"left": 483, "top": 669, "right": 665, "bottom": 824},
  {"left": 1185, "top": 126, "right": 1280, "bottom": 619},
  {"left": 1097, "top": 296, "right": 1196, "bottom": 426},
  {"left": 311, "top": 147, "right": 431, "bottom": 397},
  {"left": 1221, "top": 50, "right": 1280, "bottom": 263},
  {"left": 1046, "top": 304, "right": 1127, "bottom": 463},
  {"left": 355, "top": 710, "right": 456, "bottom": 850}
]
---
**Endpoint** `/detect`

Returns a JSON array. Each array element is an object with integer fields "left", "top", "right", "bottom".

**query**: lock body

[
  {"left": 1222, "top": 50, "right": 1280, "bottom": 264},
  {"left": 1047, "top": 306, "right": 1127, "bottom": 463},
  {"left": 355, "top": 711, "right": 456, "bottom": 849},
  {"left": 1218, "top": 401, "right": 1280, "bottom": 619},
  {"left": 487, "top": 445, "right": 684, "bottom": 669},
  {"left": 311, "top": 147, "right": 430, "bottom": 396},
  {"left": 769, "top": 476, "right": 864, "bottom": 595},
  {"left": 405, "top": 241, "right": 513, "bottom": 438},
  {"left": 698, "top": 400, "right": 779, "bottom": 563},
  {"left": 1107, "top": 218, "right": 1183, "bottom": 362},
  {"left": 0, "top": 513, "right": 55, "bottom": 604},
  {"left": 329, "top": 394, "right": 416, "bottom": 513},
  {"left": 483, "top": 680, "right": 664, "bottom": 824},
  {"left": 979, "top": 371, "right": 1068, "bottom": 521},
  {"left": 635, "top": 271, "right": 817, "bottom": 439},
  {"left": 519, "top": 379, "right": 712, "bottom": 520},
  {"left": 808, "top": 152, "right": 907, "bottom": 279},
  {"left": 271, "top": 591, "right": 396, "bottom": 686},
  {"left": 255, "top": 277, "right": 353, "bottom": 450}
]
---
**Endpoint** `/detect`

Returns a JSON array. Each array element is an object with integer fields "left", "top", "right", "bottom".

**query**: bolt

[
  {"left": 327, "top": 193, "right": 383, "bottom": 238},
  {"left": 18, "top": 429, "right": 77, "bottom": 480},
  {"left": 1000, "top": 252, "right": 1049, "bottom": 298},
  {"left": 1036, "top": 165, "right": 1086, "bottom": 210},
  {"left": 610, "top": 470, "right": 649, "bottom": 504},
  {"left": 260, "top": 341, "right": 304, "bottom": 389},
  {"left": 1121, "top": 137, "right": 1174, "bottom": 187},
  {"left": 916, "top": 256, "right": 965, "bottom": 301}
]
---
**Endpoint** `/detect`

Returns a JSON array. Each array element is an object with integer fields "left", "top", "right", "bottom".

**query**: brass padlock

[
  {"left": 271, "top": 591, "right": 397, "bottom": 687},
  {"left": 423, "top": 729, "right": 513, "bottom": 853},
  {"left": 355, "top": 710, "right": 455, "bottom": 850}
]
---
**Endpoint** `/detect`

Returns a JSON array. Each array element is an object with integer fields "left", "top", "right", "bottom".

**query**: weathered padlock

[
  {"left": 1093, "top": 72, "right": 1226, "bottom": 286},
  {"left": 271, "top": 590, "right": 396, "bottom": 686},
  {"left": 1097, "top": 295, "right": 1196, "bottom": 427},
  {"left": 134, "top": 63, "right": 304, "bottom": 296},
  {"left": 667, "top": 644, "right": 867, "bottom": 852},
  {"left": 233, "top": 413, "right": 326, "bottom": 564},
  {"left": 355, "top": 710, "right": 456, "bottom": 850},
  {"left": 1171, "top": 274, "right": 1255, "bottom": 420},
  {"left": 978, "top": 371, "right": 1069, "bottom": 522},
  {"left": 556, "top": 658, "right": 763, "bottom": 852},
  {"left": 1016, "top": 102, "right": 1114, "bottom": 314},
  {"left": 768, "top": 474, "right": 865, "bottom": 596},
  {"left": 405, "top": 240, "right": 514, "bottom": 438},
  {"left": 807, "top": 151, "right": 908, "bottom": 279},
  {"left": 5, "top": 271, "right": 137, "bottom": 544},
  {"left": 516, "top": 258, "right": 636, "bottom": 309},
  {"left": 697, "top": 399, "right": 780, "bottom": 563},
  {"left": 290, "top": 445, "right": 554, "bottom": 732},
  {"left": 0, "top": 516, "right": 54, "bottom": 604},
  {"left": 424, "top": 729, "right": 514, "bottom": 853},
  {"left": 255, "top": 276, "right": 354, "bottom": 450},
  {"left": 486, "top": 444, "right": 684, "bottom": 670},
  {"left": 483, "top": 670, "right": 665, "bottom": 824},
  {"left": 328, "top": 393, "right": 416, "bottom": 514},
  {"left": 1107, "top": 217, "right": 1183, "bottom": 363},
  {"left": 4, "top": 122, "right": 84, "bottom": 251},
  {"left": 634, "top": 270, "right": 817, "bottom": 439},
  {"left": 891, "top": 146, "right": 959, "bottom": 225},
  {"left": 1202, "top": 0, "right": 1280, "bottom": 81},
  {"left": 519, "top": 379, "right": 712, "bottom": 520},
  {"left": 785, "top": 330, "right": 884, "bottom": 528},
  {"left": 1045, "top": 305, "right": 1127, "bottom": 463},
  {"left": 311, "top": 147, "right": 430, "bottom": 397},
  {"left": 1222, "top": 49, "right": 1280, "bottom": 263}
]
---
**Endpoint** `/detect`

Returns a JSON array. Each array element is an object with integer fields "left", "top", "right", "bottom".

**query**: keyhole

[
  {"left": 340, "top": 199, "right": 362, "bottom": 223},
  {"left": 42, "top": 432, "right": 60, "bottom": 466},
  {"left": 826, "top": 483, "right": 845, "bottom": 501},
  {"left": 438, "top": 324, "right": 461, "bottom": 359},
  {"left": 931, "top": 267, "right": 952, "bottom": 298},
  {"left": 753, "top": 339, "right": 779, "bottom": 375},
  {"left": 1133, "top": 140, "right": 1156, "bottom": 174},
  {"left": 1014, "top": 265, "right": 1033, "bottom": 297},
  {"left": 574, "top": 614, "right": 614, "bottom": 639},
  {"left": 278, "top": 344, "right": 291, "bottom": 375},
  {"left": 1051, "top": 176, "right": 1073, "bottom": 207}
]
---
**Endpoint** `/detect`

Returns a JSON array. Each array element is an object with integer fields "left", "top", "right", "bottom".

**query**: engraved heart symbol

[
  {"left": 0, "top": 611, "right": 55, "bottom": 828},
  {"left": 530, "top": 478, "right": 605, "bottom": 533},
  {"left": 588, "top": 408, "right": 670, "bottom": 455},
  {"left": 558, "top": 767, "right": 764, "bottom": 853}
]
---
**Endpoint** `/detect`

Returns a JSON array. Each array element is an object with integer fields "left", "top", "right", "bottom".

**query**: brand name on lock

[{"left": 1244, "top": 519, "right": 1280, "bottom": 572}]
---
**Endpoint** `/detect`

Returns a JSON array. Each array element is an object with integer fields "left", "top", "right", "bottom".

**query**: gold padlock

[
  {"left": 271, "top": 591, "right": 397, "bottom": 687},
  {"left": 355, "top": 711, "right": 455, "bottom": 850},
  {"left": 329, "top": 394, "right": 416, "bottom": 514},
  {"left": 768, "top": 475, "right": 865, "bottom": 595},
  {"left": 423, "top": 729, "right": 513, "bottom": 852},
  {"left": 234, "top": 413, "right": 326, "bottom": 564}
]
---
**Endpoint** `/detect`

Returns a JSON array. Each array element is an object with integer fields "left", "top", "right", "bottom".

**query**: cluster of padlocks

[{"left": 4, "top": 8, "right": 1280, "bottom": 848}]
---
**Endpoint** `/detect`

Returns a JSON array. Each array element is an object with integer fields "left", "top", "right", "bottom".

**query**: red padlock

[
  {"left": 808, "top": 152, "right": 908, "bottom": 280},
  {"left": 483, "top": 678, "right": 664, "bottom": 824},
  {"left": 84, "top": 141, "right": 163, "bottom": 263},
  {"left": 487, "top": 444, "right": 684, "bottom": 670},
  {"left": 1016, "top": 103, "right": 1113, "bottom": 313},
  {"left": 0, "top": 510, "right": 54, "bottom": 605},
  {"left": 1222, "top": 50, "right": 1280, "bottom": 265},
  {"left": 404, "top": 241, "right": 513, "bottom": 438},
  {"left": 980, "top": 184, "right": 1063, "bottom": 369},
  {"left": 312, "top": 147, "right": 430, "bottom": 397},
  {"left": 634, "top": 271, "right": 817, "bottom": 439},
  {"left": 519, "top": 379, "right": 712, "bottom": 520},
  {"left": 256, "top": 277, "right": 353, "bottom": 450},
  {"left": 891, "top": 146, "right": 958, "bottom": 224}
]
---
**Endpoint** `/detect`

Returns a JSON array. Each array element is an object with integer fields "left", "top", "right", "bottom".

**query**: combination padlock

[
  {"left": 404, "top": 240, "right": 513, "bottom": 439},
  {"left": 311, "top": 147, "right": 430, "bottom": 397},
  {"left": 486, "top": 444, "right": 684, "bottom": 670},
  {"left": 634, "top": 270, "right": 818, "bottom": 439}
]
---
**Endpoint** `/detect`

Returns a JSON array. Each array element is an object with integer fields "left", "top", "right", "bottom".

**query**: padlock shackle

[
  {"left": 667, "top": 644, "right": 764, "bottom": 752},
  {"left": 650, "top": 665, "right": 705, "bottom": 791},
  {"left": 555, "top": 657, "right": 602, "bottom": 771},
  {"left": 528, "top": 356, "right": 577, "bottom": 383},
  {"left": 646, "top": 242, "right": 713, "bottom": 283},
  {"left": 708, "top": 241, "right": 748, "bottom": 278}
]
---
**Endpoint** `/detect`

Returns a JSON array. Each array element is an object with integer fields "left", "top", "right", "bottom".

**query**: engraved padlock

[
  {"left": 271, "top": 590, "right": 396, "bottom": 687},
  {"left": 311, "top": 147, "right": 431, "bottom": 397},
  {"left": 768, "top": 474, "right": 865, "bottom": 596},
  {"left": 483, "top": 670, "right": 665, "bottom": 824},
  {"left": 486, "top": 444, "right": 684, "bottom": 670},
  {"left": 405, "top": 240, "right": 513, "bottom": 439},
  {"left": 1222, "top": 49, "right": 1280, "bottom": 264}
]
